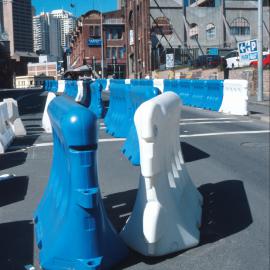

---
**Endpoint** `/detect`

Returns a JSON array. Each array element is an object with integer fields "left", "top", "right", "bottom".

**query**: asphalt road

[{"left": 0, "top": 105, "right": 269, "bottom": 270}]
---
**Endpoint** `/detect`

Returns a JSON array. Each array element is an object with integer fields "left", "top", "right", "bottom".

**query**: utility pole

[
  {"left": 101, "top": 12, "right": 104, "bottom": 78},
  {"left": 257, "top": 0, "right": 263, "bottom": 102}
]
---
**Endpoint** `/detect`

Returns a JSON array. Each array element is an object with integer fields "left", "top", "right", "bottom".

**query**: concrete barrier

[
  {"left": 3, "top": 98, "right": 26, "bottom": 136},
  {"left": 0, "top": 102, "right": 15, "bottom": 153}
]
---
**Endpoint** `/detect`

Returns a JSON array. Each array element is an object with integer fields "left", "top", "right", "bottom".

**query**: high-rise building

[
  {"left": 2, "top": 0, "right": 33, "bottom": 55},
  {"left": 33, "top": 12, "right": 62, "bottom": 58},
  {"left": 50, "top": 9, "right": 76, "bottom": 49},
  {"left": 33, "top": 13, "right": 50, "bottom": 54}
]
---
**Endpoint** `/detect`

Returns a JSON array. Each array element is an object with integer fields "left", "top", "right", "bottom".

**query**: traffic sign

[
  {"left": 166, "top": 54, "right": 174, "bottom": 69},
  {"left": 238, "top": 39, "right": 258, "bottom": 62}
]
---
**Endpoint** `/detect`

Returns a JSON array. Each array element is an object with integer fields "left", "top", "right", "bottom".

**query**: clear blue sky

[{"left": 32, "top": 0, "right": 117, "bottom": 17}]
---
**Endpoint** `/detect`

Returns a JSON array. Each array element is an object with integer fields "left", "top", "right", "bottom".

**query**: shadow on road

[
  {"left": 0, "top": 152, "right": 28, "bottom": 170},
  {"left": 199, "top": 180, "right": 253, "bottom": 244},
  {"left": 0, "top": 220, "right": 34, "bottom": 270},
  {"left": 181, "top": 142, "right": 210, "bottom": 162},
  {"left": 104, "top": 180, "right": 252, "bottom": 269},
  {"left": 0, "top": 176, "right": 29, "bottom": 207}
]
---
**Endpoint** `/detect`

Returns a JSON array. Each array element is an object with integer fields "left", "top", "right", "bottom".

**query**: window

[
  {"left": 89, "top": 25, "right": 100, "bottom": 37},
  {"left": 189, "top": 23, "right": 198, "bottom": 39},
  {"left": 89, "top": 26, "right": 94, "bottom": 36},
  {"left": 118, "top": 47, "right": 125, "bottom": 59},
  {"left": 94, "top": 26, "right": 100, "bottom": 37},
  {"left": 106, "top": 47, "right": 111, "bottom": 59},
  {"left": 111, "top": 47, "right": 117, "bottom": 58},
  {"left": 106, "top": 30, "right": 111, "bottom": 40},
  {"left": 206, "top": 23, "right": 216, "bottom": 40},
  {"left": 230, "top": 17, "right": 250, "bottom": 36},
  {"left": 111, "top": 28, "right": 122, "bottom": 39}
]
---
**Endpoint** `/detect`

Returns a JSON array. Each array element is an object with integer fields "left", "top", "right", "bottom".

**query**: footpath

[{"left": 248, "top": 95, "right": 270, "bottom": 122}]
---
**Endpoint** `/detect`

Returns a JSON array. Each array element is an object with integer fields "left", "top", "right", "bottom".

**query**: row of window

[
  {"left": 190, "top": 17, "right": 251, "bottom": 40},
  {"left": 106, "top": 47, "right": 125, "bottom": 59},
  {"left": 89, "top": 26, "right": 123, "bottom": 40}
]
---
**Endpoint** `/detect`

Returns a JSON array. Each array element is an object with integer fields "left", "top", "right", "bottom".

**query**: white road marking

[
  {"left": 181, "top": 117, "right": 237, "bottom": 122},
  {"left": 99, "top": 138, "right": 125, "bottom": 143},
  {"left": 100, "top": 126, "right": 106, "bottom": 130},
  {"left": 180, "top": 130, "right": 270, "bottom": 138},
  {"left": 112, "top": 203, "right": 126, "bottom": 209},
  {"left": 180, "top": 120, "right": 253, "bottom": 125},
  {"left": 34, "top": 142, "right": 53, "bottom": 147},
  {"left": 8, "top": 130, "right": 269, "bottom": 150}
]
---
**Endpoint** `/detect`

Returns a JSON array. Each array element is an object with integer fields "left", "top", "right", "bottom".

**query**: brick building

[
  {"left": 69, "top": 9, "right": 126, "bottom": 78},
  {"left": 125, "top": 0, "right": 151, "bottom": 78}
]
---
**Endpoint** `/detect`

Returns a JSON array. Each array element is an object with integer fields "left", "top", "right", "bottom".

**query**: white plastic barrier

[
  {"left": 153, "top": 79, "right": 164, "bottom": 93},
  {"left": 75, "top": 80, "right": 84, "bottom": 102},
  {"left": 219, "top": 79, "right": 248, "bottom": 115},
  {"left": 0, "top": 102, "right": 15, "bottom": 153},
  {"left": 58, "top": 80, "right": 65, "bottom": 93},
  {"left": 42, "top": 92, "right": 56, "bottom": 133},
  {"left": 105, "top": 79, "right": 111, "bottom": 91},
  {"left": 3, "top": 98, "right": 26, "bottom": 136},
  {"left": 120, "top": 92, "right": 203, "bottom": 256}
]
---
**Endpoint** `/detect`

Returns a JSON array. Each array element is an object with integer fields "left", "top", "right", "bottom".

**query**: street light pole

[
  {"left": 101, "top": 12, "right": 104, "bottom": 78},
  {"left": 257, "top": 0, "right": 263, "bottom": 102}
]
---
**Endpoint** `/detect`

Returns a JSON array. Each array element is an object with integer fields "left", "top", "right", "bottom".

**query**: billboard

[{"left": 237, "top": 39, "right": 258, "bottom": 62}]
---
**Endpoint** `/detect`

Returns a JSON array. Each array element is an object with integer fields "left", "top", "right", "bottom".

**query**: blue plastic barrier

[
  {"left": 190, "top": 80, "right": 207, "bottom": 108},
  {"left": 122, "top": 86, "right": 160, "bottom": 166},
  {"left": 34, "top": 95, "right": 128, "bottom": 270},
  {"left": 96, "top": 79, "right": 108, "bottom": 90},
  {"left": 89, "top": 81, "right": 104, "bottom": 118},
  {"left": 177, "top": 79, "right": 193, "bottom": 105},
  {"left": 64, "top": 80, "right": 78, "bottom": 99},
  {"left": 131, "top": 79, "right": 153, "bottom": 86},
  {"left": 205, "top": 80, "right": 224, "bottom": 111},
  {"left": 104, "top": 81, "right": 131, "bottom": 138},
  {"left": 43, "top": 80, "right": 58, "bottom": 93}
]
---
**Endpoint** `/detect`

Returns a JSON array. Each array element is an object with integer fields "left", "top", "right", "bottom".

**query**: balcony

[{"left": 103, "top": 18, "right": 124, "bottom": 25}]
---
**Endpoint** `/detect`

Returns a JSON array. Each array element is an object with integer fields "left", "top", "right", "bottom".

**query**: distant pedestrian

[{"left": 223, "top": 58, "right": 229, "bottom": 79}]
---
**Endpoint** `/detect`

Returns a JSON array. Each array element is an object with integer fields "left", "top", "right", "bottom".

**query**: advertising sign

[
  {"left": 237, "top": 39, "right": 258, "bottom": 62},
  {"left": 88, "top": 39, "right": 102, "bottom": 47},
  {"left": 166, "top": 54, "right": 174, "bottom": 69}
]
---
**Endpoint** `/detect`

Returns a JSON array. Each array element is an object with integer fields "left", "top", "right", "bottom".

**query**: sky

[{"left": 32, "top": 0, "right": 117, "bottom": 17}]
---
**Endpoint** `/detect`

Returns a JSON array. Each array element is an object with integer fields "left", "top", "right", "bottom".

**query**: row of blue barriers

[
  {"left": 163, "top": 79, "right": 224, "bottom": 111},
  {"left": 104, "top": 81, "right": 160, "bottom": 165},
  {"left": 43, "top": 78, "right": 224, "bottom": 166},
  {"left": 43, "top": 79, "right": 106, "bottom": 119}
]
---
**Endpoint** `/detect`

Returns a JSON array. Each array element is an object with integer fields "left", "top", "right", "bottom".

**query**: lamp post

[
  {"left": 100, "top": 12, "right": 104, "bottom": 78},
  {"left": 257, "top": 0, "right": 263, "bottom": 102},
  {"left": 92, "top": 56, "right": 96, "bottom": 72}
]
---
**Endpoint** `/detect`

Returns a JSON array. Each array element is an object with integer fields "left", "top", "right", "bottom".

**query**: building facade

[
  {"left": 27, "top": 61, "right": 58, "bottom": 78},
  {"left": 2, "top": 0, "right": 33, "bottom": 55},
  {"left": 69, "top": 9, "right": 126, "bottom": 78},
  {"left": 125, "top": 0, "right": 151, "bottom": 78},
  {"left": 50, "top": 9, "right": 76, "bottom": 50},
  {"left": 33, "top": 10, "right": 75, "bottom": 59},
  {"left": 125, "top": 0, "right": 270, "bottom": 76}
]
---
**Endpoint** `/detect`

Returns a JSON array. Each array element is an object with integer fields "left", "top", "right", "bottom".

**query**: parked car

[
  {"left": 194, "top": 55, "right": 222, "bottom": 68},
  {"left": 249, "top": 54, "right": 270, "bottom": 68},
  {"left": 225, "top": 50, "right": 270, "bottom": 69}
]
